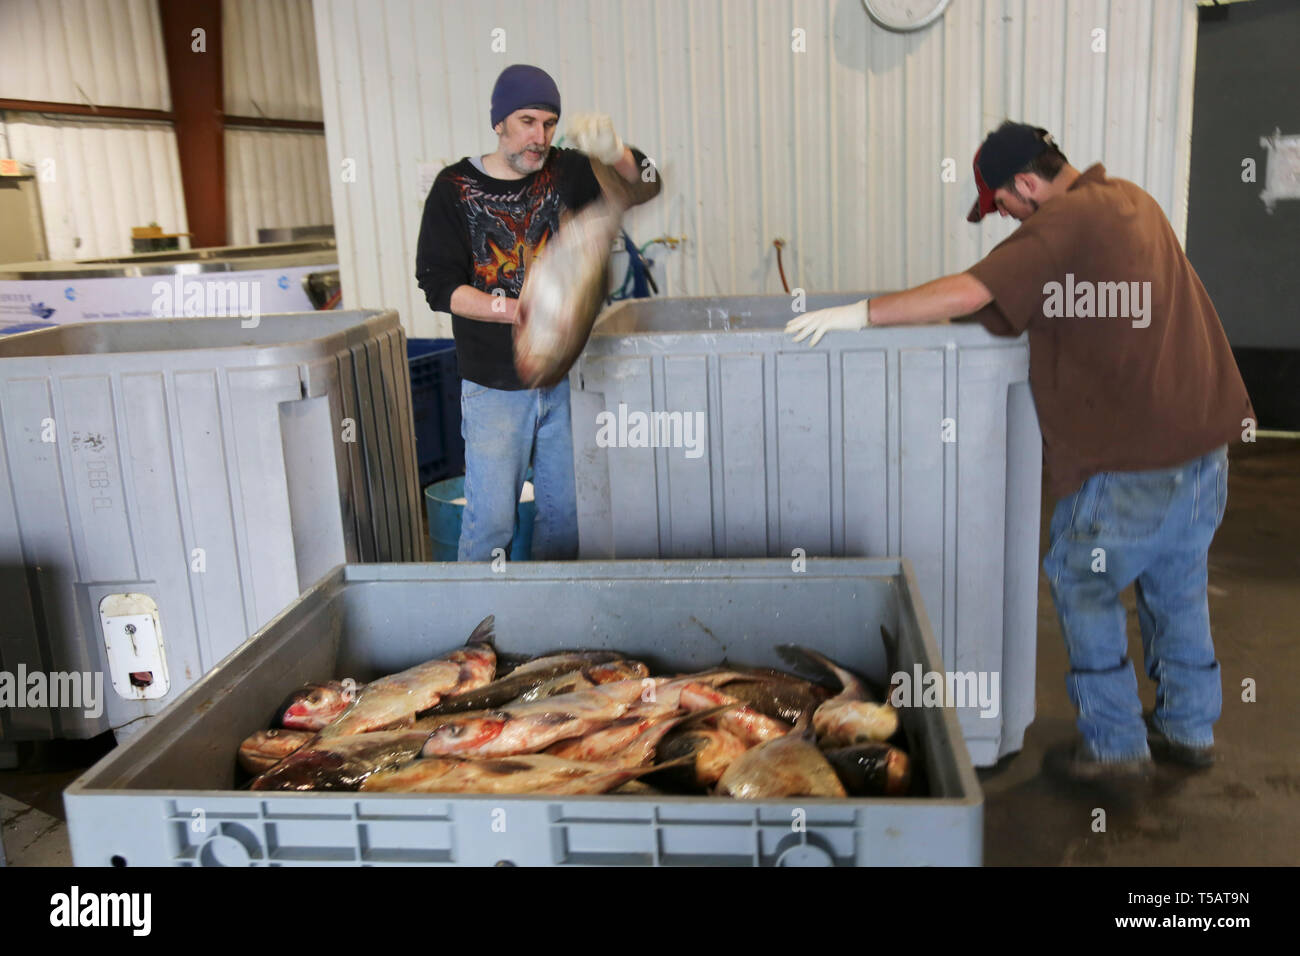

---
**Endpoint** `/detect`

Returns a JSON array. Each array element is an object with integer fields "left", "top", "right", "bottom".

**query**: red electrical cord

[{"left": 773, "top": 239, "right": 790, "bottom": 294}]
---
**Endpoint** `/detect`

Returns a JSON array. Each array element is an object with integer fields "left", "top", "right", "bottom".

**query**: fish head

[
  {"left": 421, "top": 712, "right": 508, "bottom": 756},
  {"left": 276, "top": 681, "right": 352, "bottom": 730},
  {"left": 824, "top": 744, "right": 911, "bottom": 796},
  {"left": 813, "top": 699, "right": 898, "bottom": 746},
  {"left": 584, "top": 660, "right": 650, "bottom": 684},
  {"left": 237, "top": 729, "right": 315, "bottom": 775},
  {"left": 448, "top": 642, "right": 498, "bottom": 689},
  {"left": 251, "top": 749, "right": 348, "bottom": 792}
]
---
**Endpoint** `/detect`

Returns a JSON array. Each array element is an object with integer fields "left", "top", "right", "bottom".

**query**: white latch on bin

[{"left": 100, "top": 594, "right": 170, "bottom": 700}]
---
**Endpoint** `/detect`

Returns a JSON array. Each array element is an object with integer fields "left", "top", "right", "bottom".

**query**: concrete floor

[
  {"left": 981, "top": 436, "right": 1300, "bottom": 865},
  {"left": 2, "top": 438, "right": 1296, "bottom": 867}
]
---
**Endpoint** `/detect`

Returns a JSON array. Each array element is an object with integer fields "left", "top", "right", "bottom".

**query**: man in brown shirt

[{"left": 788, "top": 121, "right": 1252, "bottom": 780}]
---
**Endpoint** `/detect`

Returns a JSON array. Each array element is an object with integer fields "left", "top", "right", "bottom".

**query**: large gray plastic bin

[
  {"left": 0, "top": 311, "right": 424, "bottom": 742},
  {"left": 570, "top": 294, "right": 1042, "bottom": 766},
  {"left": 64, "top": 559, "right": 982, "bottom": 867}
]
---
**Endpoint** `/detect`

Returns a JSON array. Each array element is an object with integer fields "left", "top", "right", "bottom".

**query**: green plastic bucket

[{"left": 425, "top": 476, "right": 536, "bottom": 561}]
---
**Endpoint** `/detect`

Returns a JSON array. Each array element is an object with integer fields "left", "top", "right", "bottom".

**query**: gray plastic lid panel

[
  {"left": 0, "top": 309, "right": 422, "bottom": 741},
  {"left": 0, "top": 246, "right": 338, "bottom": 279},
  {"left": 0, "top": 310, "right": 398, "bottom": 366},
  {"left": 590, "top": 292, "right": 1025, "bottom": 340}
]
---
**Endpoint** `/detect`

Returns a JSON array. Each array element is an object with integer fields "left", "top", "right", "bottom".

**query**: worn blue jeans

[
  {"left": 1043, "top": 445, "right": 1228, "bottom": 762},
  {"left": 457, "top": 377, "right": 578, "bottom": 562}
]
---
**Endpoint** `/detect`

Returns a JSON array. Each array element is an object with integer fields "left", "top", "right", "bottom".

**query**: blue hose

[{"left": 609, "top": 230, "right": 654, "bottom": 302}]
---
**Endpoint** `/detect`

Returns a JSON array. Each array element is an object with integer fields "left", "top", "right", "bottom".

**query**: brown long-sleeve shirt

[{"left": 966, "top": 164, "right": 1253, "bottom": 499}]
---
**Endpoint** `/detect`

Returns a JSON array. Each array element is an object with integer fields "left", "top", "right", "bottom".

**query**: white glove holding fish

[
  {"left": 786, "top": 299, "right": 871, "bottom": 347},
  {"left": 567, "top": 113, "right": 625, "bottom": 164}
]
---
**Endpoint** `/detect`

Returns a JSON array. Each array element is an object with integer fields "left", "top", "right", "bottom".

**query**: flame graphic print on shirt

[{"left": 454, "top": 165, "right": 563, "bottom": 296}]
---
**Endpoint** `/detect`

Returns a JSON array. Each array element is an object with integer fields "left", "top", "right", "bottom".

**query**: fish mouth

[
  {"left": 279, "top": 706, "right": 317, "bottom": 730},
  {"left": 279, "top": 704, "right": 344, "bottom": 731}
]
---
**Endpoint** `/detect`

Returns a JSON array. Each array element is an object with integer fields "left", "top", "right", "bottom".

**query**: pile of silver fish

[{"left": 236, "top": 616, "right": 920, "bottom": 800}]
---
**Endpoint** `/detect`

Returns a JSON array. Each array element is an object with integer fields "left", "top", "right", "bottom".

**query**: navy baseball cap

[{"left": 967, "top": 123, "right": 1057, "bottom": 222}]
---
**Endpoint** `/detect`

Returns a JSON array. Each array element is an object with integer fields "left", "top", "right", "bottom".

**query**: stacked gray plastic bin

[
  {"left": 0, "top": 310, "right": 424, "bottom": 743},
  {"left": 64, "top": 559, "right": 982, "bottom": 867},
  {"left": 570, "top": 294, "right": 1042, "bottom": 765}
]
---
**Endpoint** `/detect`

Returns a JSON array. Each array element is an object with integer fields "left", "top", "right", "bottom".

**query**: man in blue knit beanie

[{"left": 416, "top": 64, "right": 660, "bottom": 562}]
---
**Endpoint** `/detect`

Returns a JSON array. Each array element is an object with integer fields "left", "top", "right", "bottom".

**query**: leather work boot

[{"left": 1145, "top": 712, "right": 1215, "bottom": 769}]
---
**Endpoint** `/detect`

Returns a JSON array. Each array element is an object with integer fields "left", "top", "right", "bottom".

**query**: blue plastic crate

[{"left": 407, "top": 338, "right": 465, "bottom": 485}]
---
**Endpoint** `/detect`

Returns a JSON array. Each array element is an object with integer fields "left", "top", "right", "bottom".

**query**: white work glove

[
  {"left": 785, "top": 299, "right": 871, "bottom": 346},
  {"left": 567, "top": 113, "right": 625, "bottom": 164}
]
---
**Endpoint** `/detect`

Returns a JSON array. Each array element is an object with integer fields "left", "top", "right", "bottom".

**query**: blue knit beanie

[{"left": 490, "top": 65, "right": 561, "bottom": 128}]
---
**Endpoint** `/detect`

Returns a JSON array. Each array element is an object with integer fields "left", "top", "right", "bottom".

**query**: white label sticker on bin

[{"left": 100, "top": 604, "right": 170, "bottom": 700}]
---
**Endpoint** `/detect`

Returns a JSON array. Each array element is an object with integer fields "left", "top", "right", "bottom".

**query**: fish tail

[
  {"left": 588, "top": 157, "right": 659, "bottom": 212},
  {"left": 777, "top": 645, "right": 865, "bottom": 699},
  {"left": 627, "top": 754, "right": 694, "bottom": 784},
  {"left": 879, "top": 625, "right": 900, "bottom": 676},
  {"left": 775, "top": 645, "right": 837, "bottom": 682},
  {"left": 792, "top": 711, "right": 817, "bottom": 742}
]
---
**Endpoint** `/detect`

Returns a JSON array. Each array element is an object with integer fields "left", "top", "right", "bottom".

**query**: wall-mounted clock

[{"left": 862, "top": 0, "right": 952, "bottom": 33}]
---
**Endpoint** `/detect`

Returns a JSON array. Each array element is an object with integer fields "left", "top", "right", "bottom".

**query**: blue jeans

[
  {"left": 1043, "top": 446, "right": 1228, "bottom": 762},
  {"left": 457, "top": 377, "right": 578, "bottom": 562}
]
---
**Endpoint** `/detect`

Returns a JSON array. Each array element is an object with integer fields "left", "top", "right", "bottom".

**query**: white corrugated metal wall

[
  {"left": 0, "top": 0, "right": 329, "bottom": 259},
  {"left": 313, "top": 0, "right": 1202, "bottom": 338},
  {"left": 0, "top": 0, "right": 170, "bottom": 109},
  {"left": 223, "top": 0, "right": 322, "bottom": 120},
  {"left": 1, "top": 115, "right": 187, "bottom": 260},
  {"left": 224, "top": 128, "right": 331, "bottom": 245},
  {"left": 223, "top": 0, "right": 331, "bottom": 244},
  {"left": 0, "top": 0, "right": 186, "bottom": 259}
]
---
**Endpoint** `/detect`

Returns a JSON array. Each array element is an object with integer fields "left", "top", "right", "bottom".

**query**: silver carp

[
  {"left": 545, "top": 705, "right": 729, "bottom": 767},
  {"left": 360, "top": 754, "right": 690, "bottom": 796},
  {"left": 513, "top": 157, "right": 661, "bottom": 388},
  {"left": 777, "top": 644, "right": 900, "bottom": 747},
  {"left": 419, "top": 650, "right": 627, "bottom": 715},
  {"left": 316, "top": 617, "right": 497, "bottom": 738},
  {"left": 823, "top": 743, "right": 912, "bottom": 797},
  {"left": 716, "top": 716, "right": 847, "bottom": 800},
  {"left": 250, "top": 731, "right": 436, "bottom": 792},
  {"left": 418, "top": 678, "right": 659, "bottom": 758},
  {"left": 237, "top": 728, "right": 316, "bottom": 775}
]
